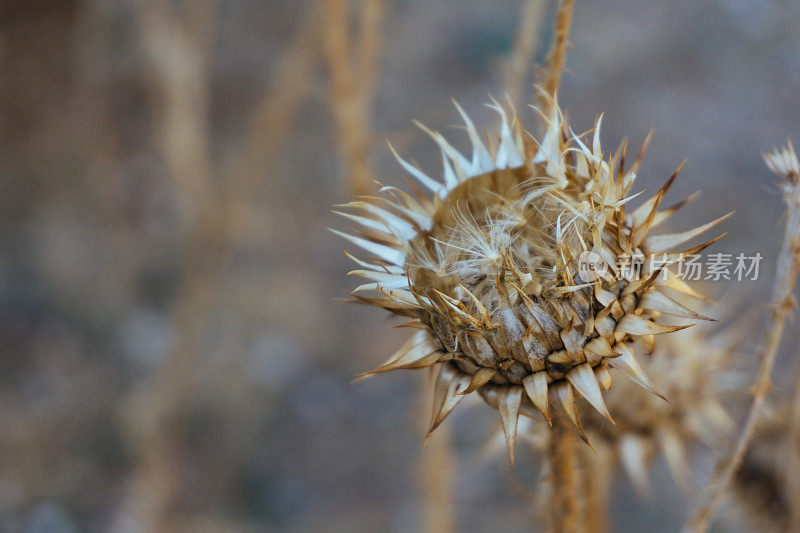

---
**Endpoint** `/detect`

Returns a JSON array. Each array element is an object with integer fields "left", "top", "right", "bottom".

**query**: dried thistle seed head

[
  {"left": 489, "top": 320, "right": 740, "bottom": 495},
  {"left": 334, "top": 98, "right": 730, "bottom": 464},
  {"left": 578, "top": 322, "right": 739, "bottom": 495},
  {"left": 763, "top": 140, "right": 800, "bottom": 185},
  {"left": 730, "top": 405, "right": 792, "bottom": 532}
]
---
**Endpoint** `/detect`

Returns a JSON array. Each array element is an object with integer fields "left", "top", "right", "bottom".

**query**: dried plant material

[
  {"left": 324, "top": 0, "right": 385, "bottom": 196},
  {"left": 126, "top": 3, "right": 322, "bottom": 530},
  {"left": 517, "top": 319, "right": 739, "bottom": 498},
  {"left": 127, "top": 2, "right": 219, "bottom": 529},
  {"left": 595, "top": 323, "right": 738, "bottom": 495},
  {"left": 688, "top": 141, "right": 800, "bottom": 532},
  {"left": 334, "top": 96, "right": 728, "bottom": 465},
  {"left": 582, "top": 437, "right": 613, "bottom": 533},
  {"left": 764, "top": 141, "right": 800, "bottom": 178},
  {"left": 537, "top": 0, "right": 574, "bottom": 112},
  {"left": 323, "top": 3, "right": 457, "bottom": 529},
  {"left": 419, "top": 379, "right": 456, "bottom": 533},
  {"left": 730, "top": 407, "right": 792, "bottom": 532},
  {"left": 547, "top": 417, "right": 582, "bottom": 533},
  {"left": 504, "top": 0, "right": 545, "bottom": 107},
  {"left": 139, "top": 0, "right": 218, "bottom": 213},
  {"left": 228, "top": 5, "right": 323, "bottom": 200},
  {"left": 788, "top": 350, "right": 800, "bottom": 531}
]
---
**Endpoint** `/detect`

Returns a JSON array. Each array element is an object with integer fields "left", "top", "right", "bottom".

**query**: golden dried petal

[
  {"left": 523, "top": 371, "right": 551, "bottom": 424},
  {"left": 566, "top": 363, "right": 615, "bottom": 425},
  {"left": 551, "top": 383, "right": 588, "bottom": 442},
  {"left": 359, "top": 330, "right": 443, "bottom": 375},
  {"left": 498, "top": 386, "right": 523, "bottom": 466},
  {"left": 612, "top": 343, "right": 665, "bottom": 400},
  {"left": 459, "top": 367, "right": 497, "bottom": 395},
  {"left": 616, "top": 314, "right": 692, "bottom": 337},
  {"left": 638, "top": 290, "right": 714, "bottom": 321},
  {"left": 427, "top": 365, "right": 470, "bottom": 436},
  {"left": 645, "top": 211, "right": 733, "bottom": 253}
]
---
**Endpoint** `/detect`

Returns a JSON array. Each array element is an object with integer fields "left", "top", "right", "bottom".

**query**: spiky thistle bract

[
  {"left": 483, "top": 319, "right": 740, "bottom": 506},
  {"left": 576, "top": 321, "right": 739, "bottom": 495},
  {"left": 333, "top": 97, "right": 730, "bottom": 464}
]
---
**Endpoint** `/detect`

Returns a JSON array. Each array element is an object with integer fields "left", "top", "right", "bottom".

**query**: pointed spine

[
  {"left": 566, "top": 363, "right": 615, "bottom": 425},
  {"left": 498, "top": 386, "right": 523, "bottom": 466},
  {"left": 523, "top": 371, "right": 551, "bottom": 424}
]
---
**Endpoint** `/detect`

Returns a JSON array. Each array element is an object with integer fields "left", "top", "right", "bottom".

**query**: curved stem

[{"left": 687, "top": 147, "right": 800, "bottom": 532}]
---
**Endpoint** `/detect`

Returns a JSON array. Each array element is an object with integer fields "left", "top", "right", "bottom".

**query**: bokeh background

[{"left": 2, "top": 0, "right": 799, "bottom": 531}]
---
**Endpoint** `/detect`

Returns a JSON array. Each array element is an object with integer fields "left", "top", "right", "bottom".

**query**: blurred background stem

[
  {"left": 582, "top": 441, "right": 611, "bottom": 533},
  {"left": 419, "top": 376, "right": 456, "bottom": 533},
  {"left": 324, "top": 0, "right": 385, "bottom": 197},
  {"left": 126, "top": 2, "right": 322, "bottom": 529},
  {"left": 688, "top": 145, "right": 800, "bottom": 532},
  {"left": 503, "top": 0, "right": 545, "bottom": 109}
]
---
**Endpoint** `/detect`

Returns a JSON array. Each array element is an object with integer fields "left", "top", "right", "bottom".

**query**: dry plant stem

[
  {"left": 131, "top": 3, "right": 218, "bottom": 529},
  {"left": 324, "top": 0, "right": 385, "bottom": 197},
  {"left": 548, "top": 417, "right": 582, "bottom": 533},
  {"left": 582, "top": 443, "right": 611, "bottom": 533},
  {"left": 785, "top": 186, "right": 800, "bottom": 533},
  {"left": 537, "top": 0, "right": 574, "bottom": 111},
  {"left": 73, "top": 0, "right": 116, "bottom": 203},
  {"left": 222, "top": 4, "right": 322, "bottom": 215},
  {"left": 139, "top": 0, "right": 217, "bottom": 214},
  {"left": 504, "top": 0, "right": 545, "bottom": 107},
  {"left": 688, "top": 171, "right": 800, "bottom": 532},
  {"left": 419, "top": 377, "right": 455, "bottom": 533},
  {"left": 325, "top": 5, "right": 455, "bottom": 532},
  {"left": 128, "top": 4, "right": 321, "bottom": 530},
  {"left": 789, "top": 343, "right": 800, "bottom": 531},
  {"left": 325, "top": 3, "right": 455, "bottom": 530},
  {"left": 420, "top": 427, "right": 455, "bottom": 533},
  {"left": 328, "top": 3, "right": 455, "bottom": 528}
]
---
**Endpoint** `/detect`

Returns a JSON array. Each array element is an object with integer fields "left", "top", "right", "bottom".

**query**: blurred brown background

[{"left": 1, "top": 0, "right": 799, "bottom": 531}]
